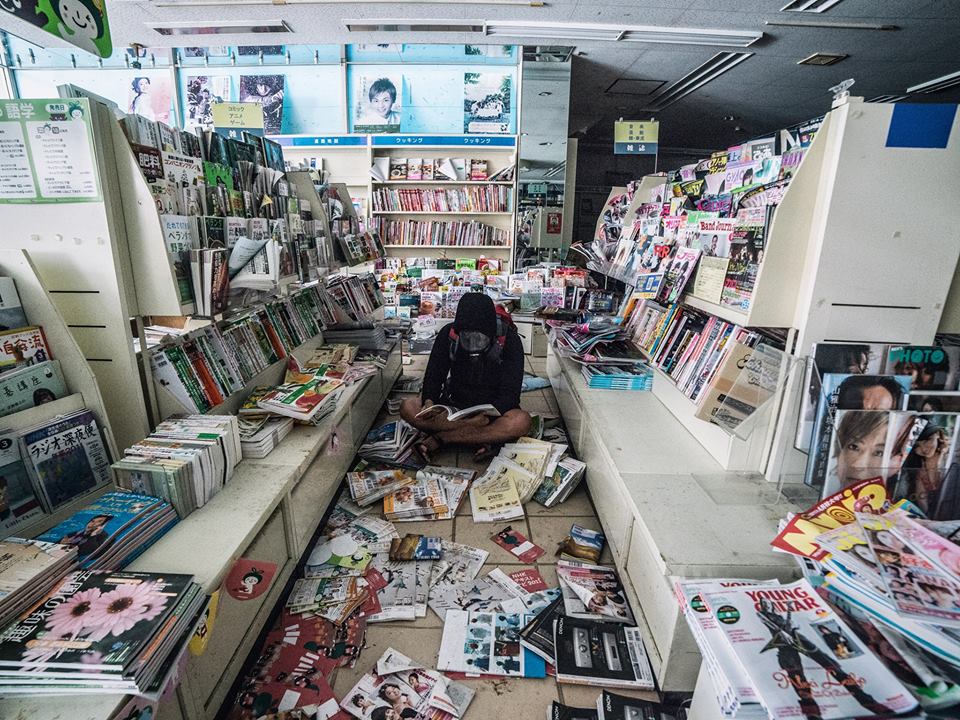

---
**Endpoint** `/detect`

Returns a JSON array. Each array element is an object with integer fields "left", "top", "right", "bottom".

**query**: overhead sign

[
  {"left": 614, "top": 120, "right": 659, "bottom": 155},
  {"left": 212, "top": 102, "right": 265, "bottom": 140},
  {"left": 1, "top": 0, "right": 112, "bottom": 58},
  {"left": 527, "top": 182, "right": 548, "bottom": 196}
]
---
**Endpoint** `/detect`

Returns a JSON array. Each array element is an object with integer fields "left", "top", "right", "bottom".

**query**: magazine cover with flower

[{"left": 0, "top": 570, "right": 195, "bottom": 671}]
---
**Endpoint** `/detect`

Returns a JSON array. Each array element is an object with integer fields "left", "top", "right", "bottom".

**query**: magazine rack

[
  {"left": 0, "top": 249, "right": 119, "bottom": 537},
  {"left": 594, "top": 97, "right": 960, "bottom": 480}
]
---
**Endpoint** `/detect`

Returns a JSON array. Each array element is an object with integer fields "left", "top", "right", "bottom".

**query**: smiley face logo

[{"left": 53, "top": 0, "right": 103, "bottom": 55}]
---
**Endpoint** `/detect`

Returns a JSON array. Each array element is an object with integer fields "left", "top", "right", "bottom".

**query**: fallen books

[
  {"left": 347, "top": 469, "right": 418, "bottom": 508},
  {"left": 358, "top": 420, "right": 422, "bottom": 467},
  {"left": 554, "top": 615, "right": 655, "bottom": 691},
  {"left": 533, "top": 458, "right": 587, "bottom": 509},
  {"left": 437, "top": 609, "right": 547, "bottom": 678},
  {"left": 557, "top": 524, "right": 606, "bottom": 564},
  {"left": 557, "top": 560, "right": 636, "bottom": 625}
]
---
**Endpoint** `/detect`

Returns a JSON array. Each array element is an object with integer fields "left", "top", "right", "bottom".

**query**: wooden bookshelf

[{"left": 372, "top": 210, "right": 512, "bottom": 216}]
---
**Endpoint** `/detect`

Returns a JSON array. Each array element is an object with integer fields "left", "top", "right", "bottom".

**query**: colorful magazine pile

[
  {"left": 111, "top": 414, "right": 241, "bottom": 518},
  {"left": 358, "top": 420, "right": 422, "bottom": 467},
  {"left": 533, "top": 457, "right": 587, "bottom": 509},
  {"left": 0, "top": 570, "right": 204, "bottom": 698},
  {"left": 0, "top": 538, "right": 77, "bottom": 629},
  {"left": 347, "top": 469, "right": 418, "bottom": 508},
  {"left": 238, "top": 416, "right": 295, "bottom": 459},
  {"left": 37, "top": 492, "right": 178, "bottom": 570},
  {"left": 556, "top": 560, "right": 635, "bottom": 624}
]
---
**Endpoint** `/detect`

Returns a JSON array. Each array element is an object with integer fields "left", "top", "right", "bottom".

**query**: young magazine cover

[{"left": 701, "top": 579, "right": 918, "bottom": 720}]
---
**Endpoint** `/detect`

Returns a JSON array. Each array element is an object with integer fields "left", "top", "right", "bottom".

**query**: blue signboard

[
  {"left": 274, "top": 135, "right": 368, "bottom": 147},
  {"left": 371, "top": 135, "right": 516, "bottom": 147}
]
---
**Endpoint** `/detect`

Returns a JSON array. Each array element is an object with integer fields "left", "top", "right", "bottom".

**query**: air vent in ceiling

[
  {"left": 605, "top": 78, "right": 666, "bottom": 96},
  {"left": 907, "top": 69, "right": 960, "bottom": 94},
  {"left": 866, "top": 95, "right": 908, "bottom": 103},
  {"left": 646, "top": 52, "right": 753, "bottom": 111},
  {"left": 345, "top": 22, "right": 484, "bottom": 33},
  {"left": 798, "top": 52, "right": 847, "bottom": 66},
  {"left": 150, "top": 19, "right": 292, "bottom": 35},
  {"left": 781, "top": 0, "right": 845, "bottom": 12}
]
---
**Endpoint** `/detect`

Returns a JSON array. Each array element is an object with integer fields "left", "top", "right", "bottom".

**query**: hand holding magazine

[{"left": 416, "top": 403, "right": 501, "bottom": 422}]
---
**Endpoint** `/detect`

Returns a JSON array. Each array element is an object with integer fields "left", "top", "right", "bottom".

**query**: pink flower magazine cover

[
  {"left": 0, "top": 570, "right": 195, "bottom": 671},
  {"left": 491, "top": 526, "right": 545, "bottom": 564}
]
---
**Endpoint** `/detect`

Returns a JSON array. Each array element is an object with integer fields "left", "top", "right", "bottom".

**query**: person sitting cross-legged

[{"left": 400, "top": 293, "right": 531, "bottom": 461}]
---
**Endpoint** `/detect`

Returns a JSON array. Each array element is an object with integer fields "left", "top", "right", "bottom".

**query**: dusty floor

[{"left": 328, "top": 349, "right": 660, "bottom": 715}]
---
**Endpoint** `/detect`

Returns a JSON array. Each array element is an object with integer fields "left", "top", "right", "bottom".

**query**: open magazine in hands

[{"left": 416, "top": 404, "right": 501, "bottom": 422}]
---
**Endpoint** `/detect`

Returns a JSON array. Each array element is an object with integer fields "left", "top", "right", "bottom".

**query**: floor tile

[
  {"left": 558, "top": 683, "right": 660, "bottom": 708},
  {"left": 390, "top": 519, "right": 455, "bottom": 541},
  {"left": 455, "top": 674, "right": 560, "bottom": 713},
  {"left": 534, "top": 562, "right": 559, "bottom": 587},
  {"left": 331, "top": 626, "right": 443, "bottom": 697},
  {"left": 454, "top": 516, "right": 530, "bottom": 558},
  {"left": 525, "top": 485, "right": 595, "bottom": 518},
  {"left": 520, "top": 395, "right": 553, "bottom": 415}
]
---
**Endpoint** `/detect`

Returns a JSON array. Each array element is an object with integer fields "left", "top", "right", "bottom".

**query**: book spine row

[
  {"left": 372, "top": 186, "right": 510, "bottom": 213},
  {"left": 373, "top": 219, "right": 510, "bottom": 247},
  {"left": 629, "top": 302, "right": 758, "bottom": 403},
  {"left": 153, "top": 275, "right": 383, "bottom": 413}
]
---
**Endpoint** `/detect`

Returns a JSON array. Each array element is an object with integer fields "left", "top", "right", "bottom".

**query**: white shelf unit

[
  {"left": 0, "top": 343, "right": 403, "bottom": 720},
  {"left": 546, "top": 346, "right": 803, "bottom": 691},
  {"left": 379, "top": 142, "right": 515, "bottom": 267},
  {"left": 610, "top": 98, "right": 960, "bottom": 480},
  {"left": 0, "top": 99, "right": 151, "bottom": 452},
  {"left": 0, "top": 249, "right": 120, "bottom": 538}
]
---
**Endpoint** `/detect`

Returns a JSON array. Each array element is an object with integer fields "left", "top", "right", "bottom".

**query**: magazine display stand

[
  {"left": 557, "top": 97, "right": 960, "bottom": 696},
  {"left": 0, "top": 249, "right": 119, "bottom": 536},
  {"left": 597, "top": 98, "right": 960, "bottom": 480},
  {"left": 0, "top": 99, "right": 151, "bottom": 452}
]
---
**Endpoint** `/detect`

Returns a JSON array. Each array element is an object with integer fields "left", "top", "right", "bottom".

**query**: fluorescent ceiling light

[
  {"left": 150, "top": 19, "right": 292, "bottom": 35},
  {"left": 645, "top": 52, "right": 753, "bottom": 111},
  {"left": 907, "top": 69, "right": 960, "bottom": 94},
  {"left": 797, "top": 52, "right": 847, "bottom": 66},
  {"left": 765, "top": 19, "right": 898, "bottom": 30},
  {"left": 343, "top": 19, "right": 761, "bottom": 47},
  {"left": 780, "top": 0, "right": 845, "bottom": 12},
  {"left": 866, "top": 95, "right": 908, "bottom": 103},
  {"left": 486, "top": 21, "right": 763, "bottom": 47}
]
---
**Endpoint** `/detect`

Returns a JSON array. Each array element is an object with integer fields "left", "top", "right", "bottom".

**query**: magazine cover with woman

[{"left": 701, "top": 579, "right": 918, "bottom": 720}]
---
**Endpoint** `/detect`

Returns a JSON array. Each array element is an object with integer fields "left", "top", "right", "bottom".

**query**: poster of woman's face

[
  {"left": 125, "top": 73, "right": 173, "bottom": 124},
  {"left": 352, "top": 74, "right": 403, "bottom": 133}
]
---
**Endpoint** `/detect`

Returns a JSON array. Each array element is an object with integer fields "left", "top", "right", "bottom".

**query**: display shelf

[
  {"left": 546, "top": 345, "right": 801, "bottom": 691},
  {"left": 0, "top": 342, "right": 401, "bottom": 720},
  {"left": 371, "top": 210, "right": 512, "bottom": 216},
  {"left": 676, "top": 293, "right": 750, "bottom": 327},
  {"left": 381, "top": 244, "right": 511, "bottom": 251},
  {"left": 373, "top": 180, "right": 514, "bottom": 186}
]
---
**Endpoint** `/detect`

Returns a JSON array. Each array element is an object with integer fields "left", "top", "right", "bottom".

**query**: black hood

[{"left": 453, "top": 292, "right": 497, "bottom": 339}]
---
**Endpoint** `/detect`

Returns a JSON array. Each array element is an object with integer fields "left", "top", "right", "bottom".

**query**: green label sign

[
  {"left": 1, "top": 0, "right": 112, "bottom": 58},
  {"left": 0, "top": 98, "right": 102, "bottom": 204}
]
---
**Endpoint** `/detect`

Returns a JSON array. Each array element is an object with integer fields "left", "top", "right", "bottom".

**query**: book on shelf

[
  {"left": 0, "top": 430, "right": 45, "bottom": 536},
  {"left": 0, "top": 278, "right": 27, "bottom": 331},
  {"left": 0, "top": 326, "right": 51, "bottom": 372},
  {"left": 0, "top": 359, "right": 67, "bottom": 419},
  {"left": 0, "top": 569, "right": 204, "bottom": 698},
  {"left": 370, "top": 156, "right": 390, "bottom": 182},
  {"left": 389, "top": 158, "right": 408, "bottom": 180},
  {"left": 239, "top": 415, "right": 294, "bottom": 459},
  {"left": 37, "top": 491, "right": 178, "bottom": 570},
  {"left": 407, "top": 158, "right": 423, "bottom": 181},
  {"left": 18, "top": 409, "right": 111, "bottom": 513},
  {"left": 256, "top": 376, "right": 344, "bottom": 422},
  {"left": 469, "top": 159, "right": 489, "bottom": 181},
  {"left": 372, "top": 218, "right": 510, "bottom": 247}
]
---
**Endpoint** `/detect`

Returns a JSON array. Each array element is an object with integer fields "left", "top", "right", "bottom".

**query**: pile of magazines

[
  {"left": 0, "top": 570, "right": 204, "bottom": 698},
  {"left": 0, "top": 538, "right": 77, "bottom": 629},
  {"left": 37, "top": 492, "right": 178, "bottom": 570},
  {"left": 111, "top": 415, "right": 241, "bottom": 518},
  {"left": 357, "top": 420, "right": 422, "bottom": 467},
  {"left": 682, "top": 477, "right": 960, "bottom": 719}
]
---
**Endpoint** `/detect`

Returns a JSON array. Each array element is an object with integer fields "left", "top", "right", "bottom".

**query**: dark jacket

[{"left": 421, "top": 324, "right": 524, "bottom": 414}]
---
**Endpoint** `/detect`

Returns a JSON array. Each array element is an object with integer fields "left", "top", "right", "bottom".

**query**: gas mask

[{"left": 459, "top": 330, "right": 492, "bottom": 362}]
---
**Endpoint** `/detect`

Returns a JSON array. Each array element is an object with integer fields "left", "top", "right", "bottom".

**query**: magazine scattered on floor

[
  {"left": 554, "top": 615, "right": 655, "bottom": 690},
  {"left": 557, "top": 560, "right": 636, "bottom": 624},
  {"left": 366, "top": 555, "right": 417, "bottom": 623},
  {"left": 437, "top": 609, "right": 547, "bottom": 678},
  {"left": 429, "top": 541, "right": 488, "bottom": 590}
]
